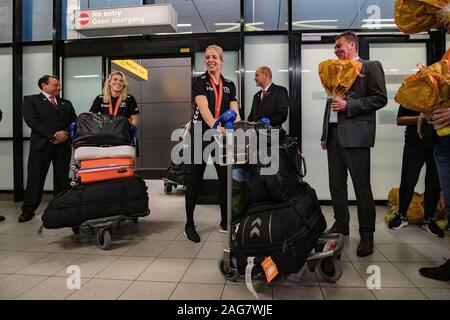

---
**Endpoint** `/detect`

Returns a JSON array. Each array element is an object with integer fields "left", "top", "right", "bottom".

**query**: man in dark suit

[
  {"left": 247, "top": 66, "right": 288, "bottom": 127},
  {"left": 20, "top": 75, "right": 77, "bottom": 223},
  {"left": 321, "top": 31, "right": 387, "bottom": 257}
]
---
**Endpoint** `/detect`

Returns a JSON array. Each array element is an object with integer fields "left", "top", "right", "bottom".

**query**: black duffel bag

[
  {"left": 73, "top": 112, "right": 132, "bottom": 148},
  {"left": 233, "top": 182, "right": 326, "bottom": 275},
  {"left": 42, "top": 176, "right": 149, "bottom": 229},
  {"left": 248, "top": 136, "right": 306, "bottom": 203}
]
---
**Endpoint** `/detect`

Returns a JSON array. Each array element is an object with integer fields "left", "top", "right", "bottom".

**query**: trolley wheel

[
  {"left": 70, "top": 164, "right": 77, "bottom": 171},
  {"left": 70, "top": 180, "right": 78, "bottom": 187},
  {"left": 218, "top": 256, "right": 240, "bottom": 281},
  {"left": 164, "top": 183, "right": 173, "bottom": 194},
  {"left": 72, "top": 226, "right": 80, "bottom": 234},
  {"left": 133, "top": 217, "right": 139, "bottom": 224},
  {"left": 318, "top": 257, "right": 342, "bottom": 283},
  {"left": 96, "top": 228, "right": 112, "bottom": 250}
]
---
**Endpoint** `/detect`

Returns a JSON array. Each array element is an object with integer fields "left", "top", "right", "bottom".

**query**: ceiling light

[
  {"left": 361, "top": 19, "right": 394, "bottom": 22},
  {"left": 73, "top": 75, "right": 100, "bottom": 78},
  {"left": 155, "top": 31, "right": 193, "bottom": 35},
  {"left": 214, "top": 22, "right": 264, "bottom": 32},
  {"left": 291, "top": 20, "right": 338, "bottom": 29},
  {"left": 361, "top": 24, "right": 397, "bottom": 28}
]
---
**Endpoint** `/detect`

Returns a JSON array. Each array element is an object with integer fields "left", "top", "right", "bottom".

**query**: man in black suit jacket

[
  {"left": 20, "top": 75, "right": 77, "bottom": 223},
  {"left": 321, "top": 31, "right": 387, "bottom": 257},
  {"left": 247, "top": 66, "right": 288, "bottom": 127}
]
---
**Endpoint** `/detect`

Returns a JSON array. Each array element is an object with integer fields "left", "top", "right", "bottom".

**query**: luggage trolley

[
  {"left": 162, "top": 122, "right": 190, "bottom": 194},
  {"left": 214, "top": 111, "right": 344, "bottom": 291},
  {"left": 70, "top": 214, "right": 145, "bottom": 250},
  {"left": 56, "top": 122, "right": 149, "bottom": 250}
]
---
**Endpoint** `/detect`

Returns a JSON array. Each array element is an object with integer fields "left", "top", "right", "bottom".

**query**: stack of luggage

[
  {"left": 41, "top": 113, "right": 149, "bottom": 230},
  {"left": 230, "top": 121, "right": 328, "bottom": 277}
]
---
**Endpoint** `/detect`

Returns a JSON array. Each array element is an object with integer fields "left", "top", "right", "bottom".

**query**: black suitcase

[
  {"left": 233, "top": 182, "right": 326, "bottom": 275},
  {"left": 248, "top": 137, "right": 306, "bottom": 203},
  {"left": 73, "top": 112, "right": 132, "bottom": 148},
  {"left": 42, "top": 176, "right": 149, "bottom": 229},
  {"left": 166, "top": 162, "right": 188, "bottom": 185}
]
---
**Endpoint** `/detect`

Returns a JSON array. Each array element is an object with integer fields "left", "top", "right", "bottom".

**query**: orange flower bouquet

[
  {"left": 395, "top": 0, "right": 450, "bottom": 34},
  {"left": 318, "top": 59, "right": 363, "bottom": 98},
  {"left": 394, "top": 49, "right": 450, "bottom": 136}
]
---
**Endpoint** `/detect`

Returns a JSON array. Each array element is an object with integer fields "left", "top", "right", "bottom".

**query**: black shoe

[
  {"left": 18, "top": 212, "right": 34, "bottom": 223},
  {"left": 388, "top": 214, "right": 408, "bottom": 230},
  {"left": 325, "top": 225, "right": 349, "bottom": 236},
  {"left": 357, "top": 240, "right": 374, "bottom": 257},
  {"left": 419, "top": 260, "right": 450, "bottom": 281},
  {"left": 0, "top": 215, "right": 5, "bottom": 222},
  {"left": 422, "top": 218, "right": 445, "bottom": 238},
  {"left": 184, "top": 225, "right": 201, "bottom": 243}
]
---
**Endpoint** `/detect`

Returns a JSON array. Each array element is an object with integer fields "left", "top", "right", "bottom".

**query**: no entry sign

[{"left": 79, "top": 12, "right": 90, "bottom": 26}]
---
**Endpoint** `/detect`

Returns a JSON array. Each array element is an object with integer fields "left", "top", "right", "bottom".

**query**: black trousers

[
  {"left": 185, "top": 139, "right": 228, "bottom": 228},
  {"left": 22, "top": 142, "right": 71, "bottom": 214},
  {"left": 327, "top": 126, "right": 376, "bottom": 241},
  {"left": 399, "top": 142, "right": 440, "bottom": 219}
]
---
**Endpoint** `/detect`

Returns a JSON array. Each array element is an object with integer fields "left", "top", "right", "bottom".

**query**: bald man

[{"left": 248, "top": 66, "right": 288, "bottom": 127}]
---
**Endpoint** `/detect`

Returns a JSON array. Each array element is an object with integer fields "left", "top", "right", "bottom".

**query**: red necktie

[
  {"left": 261, "top": 90, "right": 266, "bottom": 99},
  {"left": 49, "top": 96, "right": 58, "bottom": 109}
]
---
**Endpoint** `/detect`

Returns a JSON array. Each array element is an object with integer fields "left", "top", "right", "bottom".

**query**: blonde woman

[
  {"left": 90, "top": 71, "right": 139, "bottom": 125},
  {"left": 184, "top": 44, "right": 241, "bottom": 243}
]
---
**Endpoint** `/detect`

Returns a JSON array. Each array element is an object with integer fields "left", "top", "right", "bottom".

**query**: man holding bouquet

[{"left": 320, "top": 31, "right": 388, "bottom": 257}]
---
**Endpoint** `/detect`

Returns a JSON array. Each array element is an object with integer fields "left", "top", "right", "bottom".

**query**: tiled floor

[{"left": 1, "top": 180, "right": 450, "bottom": 300}]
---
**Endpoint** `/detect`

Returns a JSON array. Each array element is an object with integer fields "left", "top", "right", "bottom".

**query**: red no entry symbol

[{"left": 79, "top": 12, "right": 90, "bottom": 26}]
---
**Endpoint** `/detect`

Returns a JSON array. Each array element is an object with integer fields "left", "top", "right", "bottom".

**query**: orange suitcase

[{"left": 77, "top": 157, "right": 134, "bottom": 184}]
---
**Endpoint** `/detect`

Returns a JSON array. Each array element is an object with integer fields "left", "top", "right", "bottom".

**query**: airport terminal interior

[{"left": 1, "top": 0, "right": 450, "bottom": 300}]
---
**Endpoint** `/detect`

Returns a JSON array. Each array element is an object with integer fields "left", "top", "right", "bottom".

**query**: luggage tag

[{"left": 261, "top": 256, "right": 278, "bottom": 283}]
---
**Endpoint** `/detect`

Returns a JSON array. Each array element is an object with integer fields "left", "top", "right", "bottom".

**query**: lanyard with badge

[
  {"left": 108, "top": 96, "right": 122, "bottom": 116},
  {"left": 210, "top": 76, "right": 223, "bottom": 119}
]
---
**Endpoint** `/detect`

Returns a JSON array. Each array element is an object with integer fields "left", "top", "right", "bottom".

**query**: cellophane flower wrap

[
  {"left": 395, "top": 0, "right": 450, "bottom": 34},
  {"left": 318, "top": 59, "right": 363, "bottom": 98},
  {"left": 395, "top": 48, "right": 450, "bottom": 136}
]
